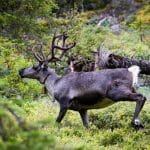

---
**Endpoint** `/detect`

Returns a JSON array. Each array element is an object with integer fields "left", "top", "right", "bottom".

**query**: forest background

[{"left": 0, "top": 0, "right": 150, "bottom": 149}]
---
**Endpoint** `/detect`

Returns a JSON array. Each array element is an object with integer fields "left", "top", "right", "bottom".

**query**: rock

[
  {"left": 97, "top": 16, "right": 118, "bottom": 27},
  {"left": 111, "top": 24, "right": 121, "bottom": 34}
]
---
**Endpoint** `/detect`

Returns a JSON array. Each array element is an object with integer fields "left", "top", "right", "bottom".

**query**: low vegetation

[
  {"left": 0, "top": 0, "right": 149, "bottom": 149},
  {"left": 0, "top": 94, "right": 150, "bottom": 149}
]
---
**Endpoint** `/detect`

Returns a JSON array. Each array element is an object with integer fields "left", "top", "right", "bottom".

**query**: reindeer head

[{"left": 19, "top": 32, "right": 75, "bottom": 83}]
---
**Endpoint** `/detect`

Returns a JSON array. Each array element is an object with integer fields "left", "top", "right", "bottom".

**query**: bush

[
  {"left": 0, "top": 98, "right": 56, "bottom": 150},
  {"left": 0, "top": 36, "right": 42, "bottom": 99}
]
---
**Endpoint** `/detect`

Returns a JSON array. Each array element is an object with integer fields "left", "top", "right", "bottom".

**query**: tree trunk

[
  {"left": 81, "top": 0, "right": 84, "bottom": 12},
  {"left": 97, "top": 46, "right": 150, "bottom": 75}
]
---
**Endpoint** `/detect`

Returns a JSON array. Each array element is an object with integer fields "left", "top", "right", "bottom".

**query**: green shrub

[
  {"left": 0, "top": 36, "right": 42, "bottom": 99},
  {"left": 0, "top": 98, "right": 56, "bottom": 150}
]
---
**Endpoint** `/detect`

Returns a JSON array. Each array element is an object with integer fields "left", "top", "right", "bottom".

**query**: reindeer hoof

[{"left": 131, "top": 122, "right": 144, "bottom": 130}]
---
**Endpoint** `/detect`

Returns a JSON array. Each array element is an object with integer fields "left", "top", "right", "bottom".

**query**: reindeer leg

[
  {"left": 79, "top": 110, "right": 89, "bottom": 128},
  {"left": 56, "top": 106, "right": 67, "bottom": 123},
  {"left": 128, "top": 93, "right": 146, "bottom": 130},
  {"left": 108, "top": 89, "right": 146, "bottom": 130},
  {"left": 56, "top": 99, "right": 73, "bottom": 123}
]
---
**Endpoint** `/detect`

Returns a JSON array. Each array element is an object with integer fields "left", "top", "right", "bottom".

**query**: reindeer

[
  {"left": 19, "top": 33, "right": 146, "bottom": 130},
  {"left": 65, "top": 51, "right": 98, "bottom": 73},
  {"left": 65, "top": 55, "right": 95, "bottom": 73}
]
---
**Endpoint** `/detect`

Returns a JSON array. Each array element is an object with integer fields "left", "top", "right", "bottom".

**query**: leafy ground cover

[
  {"left": 0, "top": 33, "right": 149, "bottom": 149},
  {"left": 0, "top": 87, "right": 149, "bottom": 150},
  {"left": 0, "top": 1, "right": 149, "bottom": 149}
]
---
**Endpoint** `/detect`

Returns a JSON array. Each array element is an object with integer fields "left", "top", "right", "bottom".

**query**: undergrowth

[{"left": 0, "top": 92, "right": 150, "bottom": 150}]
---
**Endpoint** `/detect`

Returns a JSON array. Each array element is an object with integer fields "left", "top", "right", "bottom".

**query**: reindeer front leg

[
  {"left": 56, "top": 98, "right": 73, "bottom": 123},
  {"left": 56, "top": 105, "right": 68, "bottom": 123}
]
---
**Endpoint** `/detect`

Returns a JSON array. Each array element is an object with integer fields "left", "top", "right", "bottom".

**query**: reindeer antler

[
  {"left": 31, "top": 33, "right": 76, "bottom": 63},
  {"left": 47, "top": 32, "right": 76, "bottom": 62},
  {"left": 32, "top": 43, "right": 46, "bottom": 62}
]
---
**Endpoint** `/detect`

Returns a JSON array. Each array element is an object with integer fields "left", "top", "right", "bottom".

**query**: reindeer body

[
  {"left": 46, "top": 70, "right": 115, "bottom": 110},
  {"left": 50, "top": 69, "right": 131, "bottom": 109}
]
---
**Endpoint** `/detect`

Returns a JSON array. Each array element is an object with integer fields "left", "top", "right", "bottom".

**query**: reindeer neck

[{"left": 44, "top": 68, "right": 59, "bottom": 95}]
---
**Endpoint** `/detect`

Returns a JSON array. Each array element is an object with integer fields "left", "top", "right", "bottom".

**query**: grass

[
  {"left": 1, "top": 87, "right": 150, "bottom": 150},
  {"left": 21, "top": 86, "right": 150, "bottom": 150}
]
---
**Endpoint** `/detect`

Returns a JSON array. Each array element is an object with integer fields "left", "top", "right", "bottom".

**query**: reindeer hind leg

[
  {"left": 79, "top": 109, "right": 89, "bottom": 128},
  {"left": 131, "top": 94, "right": 146, "bottom": 130}
]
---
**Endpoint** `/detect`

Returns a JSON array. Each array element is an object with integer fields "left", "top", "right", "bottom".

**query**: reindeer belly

[{"left": 70, "top": 92, "right": 115, "bottom": 110}]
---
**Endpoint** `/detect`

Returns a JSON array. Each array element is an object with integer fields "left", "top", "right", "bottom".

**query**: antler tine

[
  {"left": 38, "top": 43, "right": 46, "bottom": 61},
  {"left": 51, "top": 32, "right": 57, "bottom": 59},
  {"left": 55, "top": 42, "right": 76, "bottom": 51},
  {"left": 55, "top": 32, "right": 75, "bottom": 53},
  {"left": 62, "top": 32, "right": 68, "bottom": 48},
  {"left": 31, "top": 45, "right": 43, "bottom": 62},
  {"left": 47, "top": 32, "right": 62, "bottom": 62},
  {"left": 59, "top": 42, "right": 76, "bottom": 59},
  {"left": 47, "top": 32, "right": 76, "bottom": 63}
]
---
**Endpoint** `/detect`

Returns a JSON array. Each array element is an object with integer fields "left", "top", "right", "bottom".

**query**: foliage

[
  {"left": 103, "top": 30, "right": 150, "bottom": 59},
  {"left": 129, "top": 6, "right": 150, "bottom": 29},
  {"left": 1, "top": 96, "right": 150, "bottom": 150},
  {"left": 56, "top": 0, "right": 107, "bottom": 15},
  {"left": 135, "top": 5, "right": 150, "bottom": 25},
  {"left": 66, "top": 25, "right": 111, "bottom": 59},
  {"left": 0, "top": 1, "right": 150, "bottom": 149},
  {"left": 0, "top": 36, "right": 42, "bottom": 99},
  {"left": 0, "top": 98, "right": 56, "bottom": 150},
  {"left": 73, "top": 25, "right": 110, "bottom": 58},
  {"left": 128, "top": 5, "right": 150, "bottom": 45},
  {"left": 0, "top": 0, "right": 57, "bottom": 38},
  {"left": 67, "top": 24, "right": 149, "bottom": 60}
]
